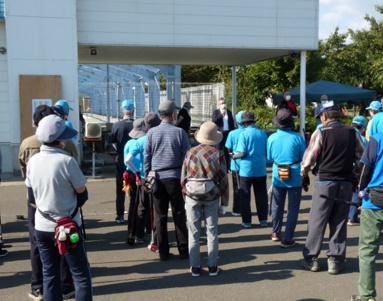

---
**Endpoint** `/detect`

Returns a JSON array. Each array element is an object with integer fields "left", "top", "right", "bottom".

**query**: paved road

[{"left": 0, "top": 169, "right": 378, "bottom": 301}]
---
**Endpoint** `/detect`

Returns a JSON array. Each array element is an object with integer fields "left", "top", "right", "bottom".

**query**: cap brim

[
  {"left": 129, "top": 130, "right": 146, "bottom": 139},
  {"left": 56, "top": 126, "right": 78, "bottom": 141}
]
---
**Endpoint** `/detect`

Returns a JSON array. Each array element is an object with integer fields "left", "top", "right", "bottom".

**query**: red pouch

[{"left": 55, "top": 217, "right": 79, "bottom": 255}]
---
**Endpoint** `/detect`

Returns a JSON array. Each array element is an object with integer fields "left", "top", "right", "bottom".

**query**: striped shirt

[
  {"left": 144, "top": 121, "right": 190, "bottom": 179},
  {"left": 181, "top": 144, "right": 229, "bottom": 205}
]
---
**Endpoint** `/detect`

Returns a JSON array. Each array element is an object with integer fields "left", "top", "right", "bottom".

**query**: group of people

[
  {"left": 9, "top": 93, "right": 383, "bottom": 301},
  {"left": 211, "top": 94, "right": 383, "bottom": 301}
]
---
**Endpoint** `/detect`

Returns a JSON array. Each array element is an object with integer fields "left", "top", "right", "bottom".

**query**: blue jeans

[
  {"left": 271, "top": 186, "right": 302, "bottom": 241},
  {"left": 348, "top": 191, "right": 359, "bottom": 221},
  {"left": 35, "top": 229, "right": 93, "bottom": 301},
  {"left": 240, "top": 176, "right": 268, "bottom": 224},
  {"left": 185, "top": 196, "right": 219, "bottom": 268}
]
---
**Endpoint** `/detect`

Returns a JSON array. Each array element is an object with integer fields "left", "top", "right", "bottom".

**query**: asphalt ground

[{"left": 0, "top": 167, "right": 382, "bottom": 301}]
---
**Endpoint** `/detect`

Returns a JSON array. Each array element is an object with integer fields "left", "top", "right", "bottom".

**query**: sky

[{"left": 319, "top": 0, "right": 381, "bottom": 40}]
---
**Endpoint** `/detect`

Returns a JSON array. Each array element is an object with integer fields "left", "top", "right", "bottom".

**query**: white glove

[{"left": 218, "top": 205, "right": 227, "bottom": 215}]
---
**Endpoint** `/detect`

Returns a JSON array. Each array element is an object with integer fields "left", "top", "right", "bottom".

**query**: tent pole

[
  {"left": 232, "top": 66, "right": 237, "bottom": 118},
  {"left": 300, "top": 51, "right": 307, "bottom": 139}
]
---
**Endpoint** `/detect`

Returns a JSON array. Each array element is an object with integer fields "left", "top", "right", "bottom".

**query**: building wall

[
  {"left": 4, "top": 0, "right": 79, "bottom": 174},
  {"left": 76, "top": 0, "right": 318, "bottom": 49}
]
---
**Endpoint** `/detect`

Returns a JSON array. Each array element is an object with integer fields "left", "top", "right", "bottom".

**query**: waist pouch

[
  {"left": 369, "top": 188, "right": 383, "bottom": 207},
  {"left": 277, "top": 165, "right": 291, "bottom": 181},
  {"left": 186, "top": 179, "right": 217, "bottom": 201},
  {"left": 55, "top": 217, "right": 80, "bottom": 255}
]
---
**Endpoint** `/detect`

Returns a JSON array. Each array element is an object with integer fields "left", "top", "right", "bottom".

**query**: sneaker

[
  {"left": 301, "top": 258, "right": 320, "bottom": 272},
  {"left": 208, "top": 266, "right": 219, "bottom": 276},
  {"left": 63, "top": 288, "right": 75, "bottom": 300},
  {"left": 328, "top": 258, "right": 341, "bottom": 275},
  {"left": 350, "top": 295, "right": 376, "bottom": 301},
  {"left": 270, "top": 232, "right": 280, "bottom": 241},
  {"left": 231, "top": 212, "right": 241, "bottom": 216},
  {"left": 280, "top": 239, "right": 296, "bottom": 248},
  {"left": 241, "top": 222, "right": 252, "bottom": 228},
  {"left": 190, "top": 266, "right": 201, "bottom": 277},
  {"left": 347, "top": 219, "right": 360, "bottom": 226},
  {"left": 134, "top": 237, "right": 145, "bottom": 244},
  {"left": 29, "top": 289, "right": 43, "bottom": 301},
  {"left": 260, "top": 220, "right": 268, "bottom": 227},
  {"left": 115, "top": 215, "right": 125, "bottom": 224}
]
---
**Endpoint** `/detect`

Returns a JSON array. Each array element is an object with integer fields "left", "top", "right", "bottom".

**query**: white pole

[
  {"left": 299, "top": 51, "right": 307, "bottom": 139},
  {"left": 232, "top": 66, "right": 237, "bottom": 117}
]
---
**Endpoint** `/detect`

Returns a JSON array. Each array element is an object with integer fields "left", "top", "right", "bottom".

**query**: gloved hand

[{"left": 302, "top": 175, "right": 310, "bottom": 192}]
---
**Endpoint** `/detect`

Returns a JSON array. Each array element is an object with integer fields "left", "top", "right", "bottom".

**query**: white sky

[{"left": 319, "top": 0, "right": 381, "bottom": 40}]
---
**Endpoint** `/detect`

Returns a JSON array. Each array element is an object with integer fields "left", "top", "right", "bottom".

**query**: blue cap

[
  {"left": 236, "top": 110, "right": 245, "bottom": 124},
  {"left": 366, "top": 100, "right": 382, "bottom": 111},
  {"left": 352, "top": 115, "right": 367, "bottom": 127},
  {"left": 121, "top": 99, "right": 135, "bottom": 111},
  {"left": 54, "top": 100, "right": 72, "bottom": 115}
]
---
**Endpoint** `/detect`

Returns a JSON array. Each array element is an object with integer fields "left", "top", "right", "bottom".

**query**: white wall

[
  {"left": 4, "top": 0, "right": 79, "bottom": 173},
  {"left": 76, "top": 0, "right": 318, "bottom": 49}
]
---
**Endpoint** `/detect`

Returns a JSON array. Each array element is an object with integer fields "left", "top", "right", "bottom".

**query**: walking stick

[
  {"left": 80, "top": 207, "right": 86, "bottom": 239},
  {"left": 0, "top": 205, "right": 8, "bottom": 257},
  {"left": 319, "top": 194, "right": 359, "bottom": 206},
  {"left": 127, "top": 185, "right": 140, "bottom": 245},
  {"left": 148, "top": 193, "right": 157, "bottom": 252}
]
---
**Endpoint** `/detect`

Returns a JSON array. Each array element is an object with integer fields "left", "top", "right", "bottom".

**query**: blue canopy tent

[{"left": 272, "top": 80, "right": 377, "bottom": 105}]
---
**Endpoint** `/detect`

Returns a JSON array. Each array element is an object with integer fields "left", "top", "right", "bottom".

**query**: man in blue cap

[
  {"left": 110, "top": 99, "right": 135, "bottom": 224},
  {"left": 365, "top": 100, "right": 383, "bottom": 141}
]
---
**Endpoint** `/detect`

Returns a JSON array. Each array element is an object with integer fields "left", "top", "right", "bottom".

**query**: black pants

[
  {"left": 221, "top": 131, "right": 230, "bottom": 171},
  {"left": 115, "top": 162, "right": 126, "bottom": 216},
  {"left": 232, "top": 171, "right": 240, "bottom": 213},
  {"left": 28, "top": 201, "right": 73, "bottom": 293},
  {"left": 152, "top": 178, "right": 188, "bottom": 256}
]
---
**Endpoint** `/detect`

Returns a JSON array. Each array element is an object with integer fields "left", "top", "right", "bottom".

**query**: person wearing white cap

[
  {"left": 365, "top": 100, "right": 383, "bottom": 141},
  {"left": 300, "top": 101, "right": 365, "bottom": 275},
  {"left": 110, "top": 99, "right": 135, "bottom": 224},
  {"left": 25, "top": 115, "right": 92, "bottom": 301}
]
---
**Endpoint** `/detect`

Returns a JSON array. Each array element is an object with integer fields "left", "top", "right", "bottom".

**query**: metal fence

[{"left": 160, "top": 83, "right": 225, "bottom": 127}]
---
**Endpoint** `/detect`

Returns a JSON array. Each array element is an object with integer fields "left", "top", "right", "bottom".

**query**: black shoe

[{"left": 159, "top": 253, "right": 169, "bottom": 261}]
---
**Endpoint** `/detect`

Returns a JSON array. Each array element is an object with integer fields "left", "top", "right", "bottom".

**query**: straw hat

[{"left": 194, "top": 121, "right": 223, "bottom": 145}]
